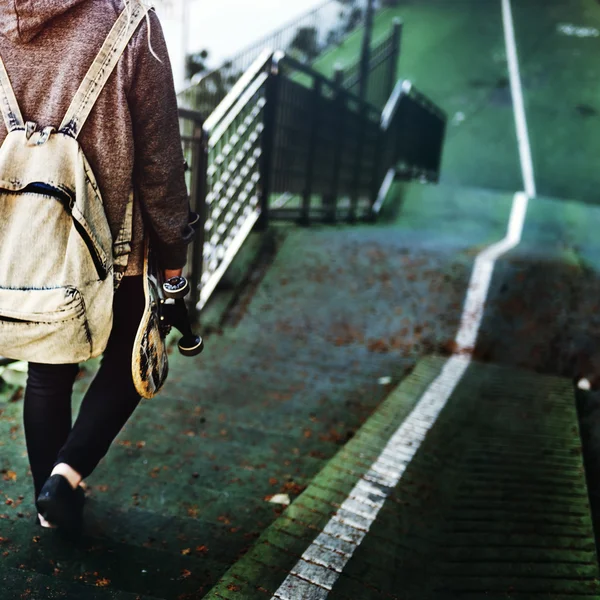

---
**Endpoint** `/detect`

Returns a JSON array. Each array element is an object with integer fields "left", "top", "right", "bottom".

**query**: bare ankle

[{"left": 51, "top": 463, "right": 82, "bottom": 490}]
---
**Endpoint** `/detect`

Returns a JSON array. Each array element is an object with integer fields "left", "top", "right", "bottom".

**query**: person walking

[{"left": 0, "top": 0, "right": 194, "bottom": 534}]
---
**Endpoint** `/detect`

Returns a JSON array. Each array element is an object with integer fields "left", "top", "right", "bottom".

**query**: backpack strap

[
  {"left": 0, "top": 55, "right": 24, "bottom": 132},
  {"left": 59, "top": 2, "right": 147, "bottom": 139},
  {"left": 112, "top": 189, "right": 135, "bottom": 289}
]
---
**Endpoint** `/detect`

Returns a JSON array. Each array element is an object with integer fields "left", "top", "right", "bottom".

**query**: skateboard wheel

[
  {"left": 178, "top": 335, "right": 204, "bottom": 357},
  {"left": 163, "top": 276, "right": 190, "bottom": 299}
]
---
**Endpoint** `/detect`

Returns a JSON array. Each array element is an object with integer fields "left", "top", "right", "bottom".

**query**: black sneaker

[{"left": 36, "top": 474, "right": 85, "bottom": 538}]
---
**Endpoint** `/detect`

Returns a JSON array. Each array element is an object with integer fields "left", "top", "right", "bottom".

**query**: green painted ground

[
  {"left": 3, "top": 0, "right": 600, "bottom": 597},
  {"left": 0, "top": 183, "right": 484, "bottom": 598},
  {"left": 314, "top": 0, "right": 523, "bottom": 192},
  {"left": 4, "top": 180, "right": 600, "bottom": 597},
  {"left": 512, "top": 0, "right": 600, "bottom": 203},
  {"left": 316, "top": 0, "right": 600, "bottom": 202}
]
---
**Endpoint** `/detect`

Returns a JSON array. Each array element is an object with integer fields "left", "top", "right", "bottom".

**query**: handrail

[
  {"left": 184, "top": 32, "right": 447, "bottom": 315},
  {"left": 381, "top": 78, "right": 445, "bottom": 130},
  {"left": 209, "top": 72, "right": 269, "bottom": 148},
  {"left": 276, "top": 52, "right": 381, "bottom": 116},
  {"left": 381, "top": 79, "right": 411, "bottom": 130},
  {"left": 189, "top": 65, "right": 221, "bottom": 87},
  {"left": 178, "top": 107, "right": 205, "bottom": 123},
  {"left": 177, "top": 107, "right": 206, "bottom": 318},
  {"left": 203, "top": 49, "right": 273, "bottom": 136}
]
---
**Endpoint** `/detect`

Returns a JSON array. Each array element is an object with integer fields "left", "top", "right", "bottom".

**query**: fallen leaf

[{"left": 2, "top": 471, "right": 16, "bottom": 482}]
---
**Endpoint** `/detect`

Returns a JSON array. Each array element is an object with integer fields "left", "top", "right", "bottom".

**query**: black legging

[{"left": 23, "top": 275, "right": 145, "bottom": 500}]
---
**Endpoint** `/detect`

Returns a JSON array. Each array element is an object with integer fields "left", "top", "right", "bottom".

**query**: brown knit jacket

[{"left": 0, "top": 0, "right": 194, "bottom": 276}]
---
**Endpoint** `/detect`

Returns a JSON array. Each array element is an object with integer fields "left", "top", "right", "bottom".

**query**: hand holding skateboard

[{"left": 132, "top": 211, "right": 203, "bottom": 399}]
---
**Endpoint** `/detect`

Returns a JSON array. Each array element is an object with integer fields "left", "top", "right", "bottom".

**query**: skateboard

[{"left": 132, "top": 223, "right": 204, "bottom": 399}]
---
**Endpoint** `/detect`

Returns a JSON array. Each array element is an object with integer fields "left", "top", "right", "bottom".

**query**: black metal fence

[
  {"left": 267, "top": 55, "right": 382, "bottom": 223},
  {"left": 178, "top": 0, "right": 385, "bottom": 117},
  {"left": 335, "top": 18, "right": 402, "bottom": 109},
  {"left": 178, "top": 108, "right": 206, "bottom": 316},
  {"left": 371, "top": 79, "right": 447, "bottom": 215},
  {"left": 383, "top": 80, "right": 447, "bottom": 183},
  {"left": 182, "top": 50, "right": 446, "bottom": 314}
]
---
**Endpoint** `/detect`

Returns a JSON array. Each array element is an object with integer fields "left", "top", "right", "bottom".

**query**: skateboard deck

[{"left": 132, "top": 238, "right": 169, "bottom": 399}]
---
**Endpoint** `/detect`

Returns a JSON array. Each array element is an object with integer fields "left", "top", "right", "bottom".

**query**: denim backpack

[{"left": 0, "top": 3, "right": 146, "bottom": 363}]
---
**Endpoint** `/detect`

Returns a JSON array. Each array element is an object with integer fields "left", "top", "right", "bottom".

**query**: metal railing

[
  {"left": 267, "top": 54, "right": 382, "bottom": 223},
  {"left": 178, "top": 0, "right": 383, "bottom": 117},
  {"left": 195, "top": 53, "right": 271, "bottom": 312},
  {"left": 0, "top": 40, "right": 445, "bottom": 375},
  {"left": 335, "top": 18, "right": 402, "bottom": 109},
  {"left": 184, "top": 49, "right": 446, "bottom": 313},
  {"left": 373, "top": 79, "right": 446, "bottom": 213},
  {"left": 178, "top": 108, "right": 207, "bottom": 317},
  {"left": 382, "top": 79, "right": 447, "bottom": 183}
]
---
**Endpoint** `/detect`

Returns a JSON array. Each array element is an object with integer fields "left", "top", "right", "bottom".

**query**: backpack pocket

[{"left": 0, "top": 286, "right": 93, "bottom": 363}]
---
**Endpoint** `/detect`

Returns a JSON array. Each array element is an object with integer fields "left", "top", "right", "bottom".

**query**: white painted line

[
  {"left": 502, "top": 0, "right": 536, "bottom": 198},
  {"left": 269, "top": 186, "right": 529, "bottom": 597},
  {"left": 455, "top": 192, "right": 529, "bottom": 352},
  {"left": 291, "top": 560, "right": 339, "bottom": 590},
  {"left": 302, "top": 545, "right": 349, "bottom": 573},
  {"left": 321, "top": 519, "right": 366, "bottom": 545},
  {"left": 275, "top": 575, "right": 329, "bottom": 600},
  {"left": 558, "top": 24, "right": 599, "bottom": 38},
  {"left": 312, "top": 532, "right": 356, "bottom": 558},
  {"left": 269, "top": 354, "right": 469, "bottom": 599},
  {"left": 269, "top": 4, "right": 536, "bottom": 596}
]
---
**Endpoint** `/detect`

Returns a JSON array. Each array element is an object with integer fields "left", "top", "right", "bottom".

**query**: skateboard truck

[{"left": 161, "top": 277, "right": 204, "bottom": 356}]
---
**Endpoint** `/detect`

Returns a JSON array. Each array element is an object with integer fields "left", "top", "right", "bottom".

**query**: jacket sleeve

[{"left": 127, "top": 9, "right": 195, "bottom": 270}]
